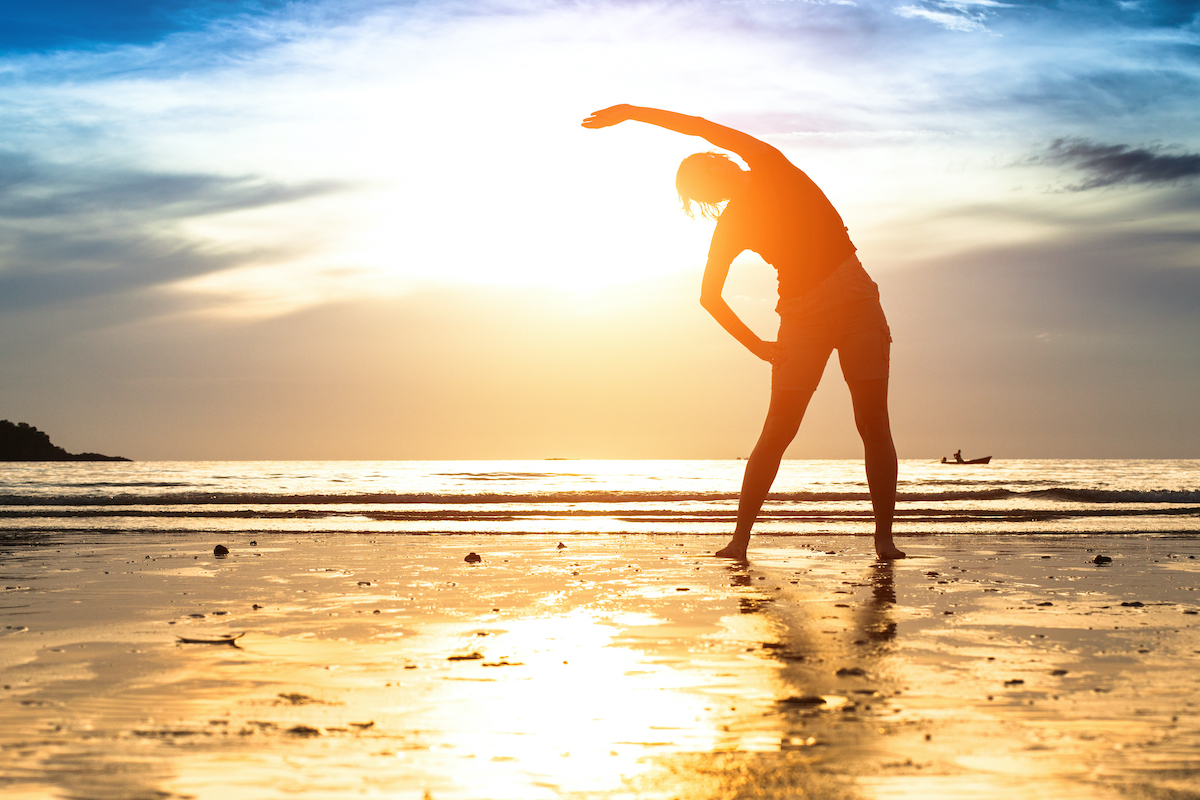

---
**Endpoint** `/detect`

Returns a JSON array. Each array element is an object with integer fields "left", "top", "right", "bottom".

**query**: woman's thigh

[{"left": 773, "top": 316, "right": 835, "bottom": 395}]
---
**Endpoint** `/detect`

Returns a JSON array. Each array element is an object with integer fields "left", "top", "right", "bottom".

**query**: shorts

[{"left": 772, "top": 254, "right": 891, "bottom": 393}]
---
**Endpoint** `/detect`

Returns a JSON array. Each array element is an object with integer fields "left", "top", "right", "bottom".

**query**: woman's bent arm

[
  {"left": 583, "top": 105, "right": 776, "bottom": 162},
  {"left": 700, "top": 256, "right": 779, "bottom": 364}
]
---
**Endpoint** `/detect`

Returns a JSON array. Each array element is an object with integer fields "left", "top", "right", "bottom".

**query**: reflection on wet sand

[
  {"left": 3, "top": 533, "right": 865, "bottom": 800},
  {"left": 722, "top": 562, "right": 902, "bottom": 759},
  {"left": 2, "top": 533, "right": 1200, "bottom": 799}
]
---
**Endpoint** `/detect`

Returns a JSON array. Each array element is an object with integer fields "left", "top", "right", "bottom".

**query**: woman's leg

[
  {"left": 846, "top": 377, "right": 904, "bottom": 560},
  {"left": 715, "top": 387, "right": 812, "bottom": 559}
]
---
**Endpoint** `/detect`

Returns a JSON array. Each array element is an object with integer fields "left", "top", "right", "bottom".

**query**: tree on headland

[{"left": 0, "top": 420, "right": 130, "bottom": 462}]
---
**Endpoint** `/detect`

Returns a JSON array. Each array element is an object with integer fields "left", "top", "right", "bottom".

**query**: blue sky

[
  {"left": 0, "top": 1, "right": 284, "bottom": 51},
  {"left": 0, "top": 0, "right": 1198, "bottom": 459}
]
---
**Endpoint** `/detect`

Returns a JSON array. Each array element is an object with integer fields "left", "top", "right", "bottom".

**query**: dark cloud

[
  {"left": 0, "top": 150, "right": 347, "bottom": 312},
  {"left": 0, "top": 233, "right": 265, "bottom": 313},
  {"left": 1039, "top": 138, "right": 1200, "bottom": 190},
  {"left": 0, "top": 153, "right": 342, "bottom": 219}
]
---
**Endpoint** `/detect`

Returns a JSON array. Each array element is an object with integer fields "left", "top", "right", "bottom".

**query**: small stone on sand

[
  {"left": 464, "top": 552, "right": 482, "bottom": 563},
  {"left": 1093, "top": 554, "right": 1113, "bottom": 564},
  {"left": 286, "top": 725, "right": 321, "bottom": 737},
  {"left": 214, "top": 545, "right": 229, "bottom": 557}
]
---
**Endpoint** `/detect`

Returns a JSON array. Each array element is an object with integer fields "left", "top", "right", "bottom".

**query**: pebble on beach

[
  {"left": 1093, "top": 554, "right": 1113, "bottom": 564},
  {"left": 464, "top": 552, "right": 482, "bottom": 563},
  {"left": 214, "top": 545, "right": 229, "bottom": 557}
]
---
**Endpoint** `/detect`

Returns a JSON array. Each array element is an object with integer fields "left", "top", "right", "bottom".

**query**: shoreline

[{"left": 2, "top": 531, "right": 1199, "bottom": 799}]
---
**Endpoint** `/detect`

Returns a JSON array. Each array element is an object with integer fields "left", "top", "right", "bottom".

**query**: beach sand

[{"left": 2, "top": 531, "right": 1199, "bottom": 799}]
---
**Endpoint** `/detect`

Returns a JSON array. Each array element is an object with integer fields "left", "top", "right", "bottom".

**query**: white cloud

[{"left": 895, "top": 0, "right": 1014, "bottom": 31}]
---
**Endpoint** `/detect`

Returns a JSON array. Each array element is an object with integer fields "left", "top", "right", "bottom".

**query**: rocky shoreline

[{"left": 0, "top": 420, "right": 130, "bottom": 462}]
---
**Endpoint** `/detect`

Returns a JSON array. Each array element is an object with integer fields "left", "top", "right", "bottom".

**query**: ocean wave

[
  {"left": 0, "top": 485, "right": 1198, "bottom": 507},
  {"left": 1030, "top": 488, "right": 1200, "bottom": 504}
]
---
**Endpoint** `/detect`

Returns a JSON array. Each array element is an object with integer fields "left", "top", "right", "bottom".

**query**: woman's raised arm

[{"left": 582, "top": 105, "right": 776, "bottom": 162}]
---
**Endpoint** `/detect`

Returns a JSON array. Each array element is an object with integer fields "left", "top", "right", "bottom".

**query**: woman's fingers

[
  {"left": 581, "top": 105, "right": 629, "bottom": 128},
  {"left": 582, "top": 111, "right": 611, "bottom": 128}
]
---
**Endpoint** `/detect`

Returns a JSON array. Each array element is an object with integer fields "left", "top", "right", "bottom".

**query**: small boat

[{"left": 940, "top": 454, "right": 992, "bottom": 465}]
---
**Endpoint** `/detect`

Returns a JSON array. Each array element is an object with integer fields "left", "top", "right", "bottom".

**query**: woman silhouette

[{"left": 583, "top": 105, "right": 904, "bottom": 561}]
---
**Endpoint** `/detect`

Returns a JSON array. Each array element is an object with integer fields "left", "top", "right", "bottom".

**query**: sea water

[{"left": 1, "top": 459, "right": 1197, "bottom": 540}]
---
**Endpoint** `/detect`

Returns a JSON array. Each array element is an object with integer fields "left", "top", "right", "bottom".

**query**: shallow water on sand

[{"left": 2, "top": 530, "right": 1199, "bottom": 799}]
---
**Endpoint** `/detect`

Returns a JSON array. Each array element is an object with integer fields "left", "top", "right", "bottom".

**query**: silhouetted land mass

[{"left": 0, "top": 420, "right": 131, "bottom": 462}]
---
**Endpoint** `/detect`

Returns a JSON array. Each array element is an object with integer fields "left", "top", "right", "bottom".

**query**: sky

[{"left": 0, "top": 0, "right": 1197, "bottom": 460}]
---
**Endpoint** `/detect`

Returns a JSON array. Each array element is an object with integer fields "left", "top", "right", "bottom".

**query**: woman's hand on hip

[{"left": 750, "top": 340, "right": 781, "bottom": 364}]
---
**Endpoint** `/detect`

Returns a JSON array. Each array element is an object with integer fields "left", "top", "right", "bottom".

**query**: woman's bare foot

[
  {"left": 715, "top": 540, "right": 748, "bottom": 559},
  {"left": 875, "top": 544, "right": 906, "bottom": 561}
]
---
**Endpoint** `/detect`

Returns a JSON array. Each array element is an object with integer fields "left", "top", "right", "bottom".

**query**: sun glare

[
  {"left": 348, "top": 127, "right": 713, "bottom": 294},
  {"left": 172, "top": 121, "right": 715, "bottom": 317}
]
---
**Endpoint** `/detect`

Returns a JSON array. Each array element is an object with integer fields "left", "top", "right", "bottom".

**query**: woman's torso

[{"left": 712, "top": 155, "right": 857, "bottom": 301}]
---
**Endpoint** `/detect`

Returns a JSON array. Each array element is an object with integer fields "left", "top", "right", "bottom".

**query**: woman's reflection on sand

[
  {"left": 723, "top": 559, "right": 901, "bottom": 755},
  {"left": 860, "top": 562, "right": 898, "bottom": 642}
]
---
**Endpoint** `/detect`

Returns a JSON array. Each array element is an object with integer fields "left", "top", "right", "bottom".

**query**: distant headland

[{"left": 0, "top": 420, "right": 131, "bottom": 462}]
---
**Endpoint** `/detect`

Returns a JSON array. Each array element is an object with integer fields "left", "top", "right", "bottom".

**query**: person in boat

[
  {"left": 582, "top": 104, "right": 904, "bottom": 561},
  {"left": 954, "top": 449, "right": 964, "bottom": 463}
]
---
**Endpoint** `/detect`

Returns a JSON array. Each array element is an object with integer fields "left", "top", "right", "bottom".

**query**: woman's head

[{"left": 676, "top": 151, "right": 745, "bottom": 219}]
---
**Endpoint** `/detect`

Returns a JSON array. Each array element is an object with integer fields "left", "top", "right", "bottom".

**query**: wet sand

[{"left": 2, "top": 531, "right": 1199, "bottom": 799}]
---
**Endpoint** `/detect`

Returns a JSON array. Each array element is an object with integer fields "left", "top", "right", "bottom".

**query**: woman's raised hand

[{"left": 581, "top": 105, "right": 634, "bottom": 129}]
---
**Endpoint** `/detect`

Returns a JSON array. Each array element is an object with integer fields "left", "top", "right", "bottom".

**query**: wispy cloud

[
  {"left": 0, "top": 149, "right": 346, "bottom": 311},
  {"left": 895, "top": 0, "right": 1012, "bottom": 32},
  {"left": 0, "top": 154, "right": 343, "bottom": 219},
  {"left": 1039, "top": 138, "right": 1200, "bottom": 190}
]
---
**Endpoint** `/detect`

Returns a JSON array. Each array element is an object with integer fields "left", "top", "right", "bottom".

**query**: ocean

[{"left": 2, "top": 459, "right": 1198, "bottom": 540}]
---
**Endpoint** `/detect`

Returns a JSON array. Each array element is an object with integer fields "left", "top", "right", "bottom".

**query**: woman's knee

[
  {"left": 854, "top": 410, "right": 893, "bottom": 445},
  {"left": 757, "top": 416, "right": 801, "bottom": 452}
]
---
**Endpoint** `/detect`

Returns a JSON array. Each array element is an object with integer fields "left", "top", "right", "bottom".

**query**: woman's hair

[{"left": 676, "top": 151, "right": 737, "bottom": 220}]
